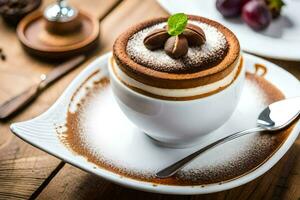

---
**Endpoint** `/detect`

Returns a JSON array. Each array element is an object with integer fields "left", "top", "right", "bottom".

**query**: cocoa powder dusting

[{"left": 58, "top": 70, "right": 298, "bottom": 186}]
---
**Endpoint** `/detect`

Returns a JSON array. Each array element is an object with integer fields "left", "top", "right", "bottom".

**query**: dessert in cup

[{"left": 109, "top": 13, "right": 244, "bottom": 147}]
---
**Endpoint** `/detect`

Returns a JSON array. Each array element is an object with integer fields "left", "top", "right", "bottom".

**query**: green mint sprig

[{"left": 167, "top": 13, "right": 188, "bottom": 36}]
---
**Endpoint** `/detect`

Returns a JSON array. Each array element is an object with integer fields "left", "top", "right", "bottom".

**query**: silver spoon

[{"left": 156, "top": 96, "right": 300, "bottom": 179}]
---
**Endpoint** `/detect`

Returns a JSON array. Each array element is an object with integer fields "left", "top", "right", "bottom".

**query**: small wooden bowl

[{"left": 17, "top": 10, "right": 99, "bottom": 59}]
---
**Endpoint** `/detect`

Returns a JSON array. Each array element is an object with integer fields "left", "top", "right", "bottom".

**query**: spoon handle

[
  {"left": 0, "top": 55, "right": 86, "bottom": 120},
  {"left": 155, "top": 126, "right": 265, "bottom": 178},
  {"left": 0, "top": 85, "right": 40, "bottom": 120}
]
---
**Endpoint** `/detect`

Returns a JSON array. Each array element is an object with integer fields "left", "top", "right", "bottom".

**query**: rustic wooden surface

[{"left": 0, "top": 0, "right": 299, "bottom": 199}]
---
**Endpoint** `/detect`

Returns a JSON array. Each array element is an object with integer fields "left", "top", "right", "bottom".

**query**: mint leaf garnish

[{"left": 167, "top": 13, "right": 188, "bottom": 36}]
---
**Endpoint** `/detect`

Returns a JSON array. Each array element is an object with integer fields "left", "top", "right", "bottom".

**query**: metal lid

[{"left": 44, "top": 0, "right": 78, "bottom": 22}]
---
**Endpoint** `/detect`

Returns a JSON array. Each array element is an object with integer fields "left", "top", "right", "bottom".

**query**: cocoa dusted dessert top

[
  {"left": 126, "top": 15, "right": 230, "bottom": 74},
  {"left": 113, "top": 14, "right": 240, "bottom": 89}
]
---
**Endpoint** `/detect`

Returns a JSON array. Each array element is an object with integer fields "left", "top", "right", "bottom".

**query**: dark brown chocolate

[
  {"left": 144, "top": 23, "right": 206, "bottom": 59},
  {"left": 183, "top": 24, "right": 206, "bottom": 46},
  {"left": 164, "top": 35, "right": 188, "bottom": 59},
  {"left": 143, "top": 28, "right": 169, "bottom": 50}
]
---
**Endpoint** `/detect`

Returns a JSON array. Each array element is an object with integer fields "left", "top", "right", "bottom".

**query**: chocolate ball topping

[
  {"left": 143, "top": 28, "right": 169, "bottom": 50},
  {"left": 143, "top": 23, "right": 206, "bottom": 59},
  {"left": 183, "top": 24, "right": 206, "bottom": 46},
  {"left": 164, "top": 35, "right": 188, "bottom": 59}
]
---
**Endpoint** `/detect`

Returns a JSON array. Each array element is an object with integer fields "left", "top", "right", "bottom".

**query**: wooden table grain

[{"left": 0, "top": 0, "right": 299, "bottom": 199}]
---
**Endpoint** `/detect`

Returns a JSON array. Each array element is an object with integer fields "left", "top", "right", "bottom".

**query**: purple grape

[
  {"left": 216, "top": 0, "right": 244, "bottom": 18},
  {"left": 242, "top": 1, "right": 272, "bottom": 30},
  {"left": 241, "top": 0, "right": 251, "bottom": 7}
]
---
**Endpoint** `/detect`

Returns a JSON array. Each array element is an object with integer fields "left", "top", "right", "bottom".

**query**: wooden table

[{"left": 0, "top": 0, "right": 299, "bottom": 199}]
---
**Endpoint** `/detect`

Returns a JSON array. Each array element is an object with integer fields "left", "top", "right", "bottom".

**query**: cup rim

[{"left": 108, "top": 55, "right": 244, "bottom": 104}]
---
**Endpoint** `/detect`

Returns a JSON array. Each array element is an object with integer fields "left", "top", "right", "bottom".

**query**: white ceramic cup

[{"left": 108, "top": 56, "right": 245, "bottom": 147}]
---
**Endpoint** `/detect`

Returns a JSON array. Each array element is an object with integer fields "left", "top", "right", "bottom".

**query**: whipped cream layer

[
  {"left": 111, "top": 56, "right": 242, "bottom": 98},
  {"left": 126, "top": 21, "right": 228, "bottom": 73}
]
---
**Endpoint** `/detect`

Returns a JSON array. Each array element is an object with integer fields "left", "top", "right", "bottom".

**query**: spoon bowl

[{"left": 258, "top": 97, "right": 300, "bottom": 130}]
